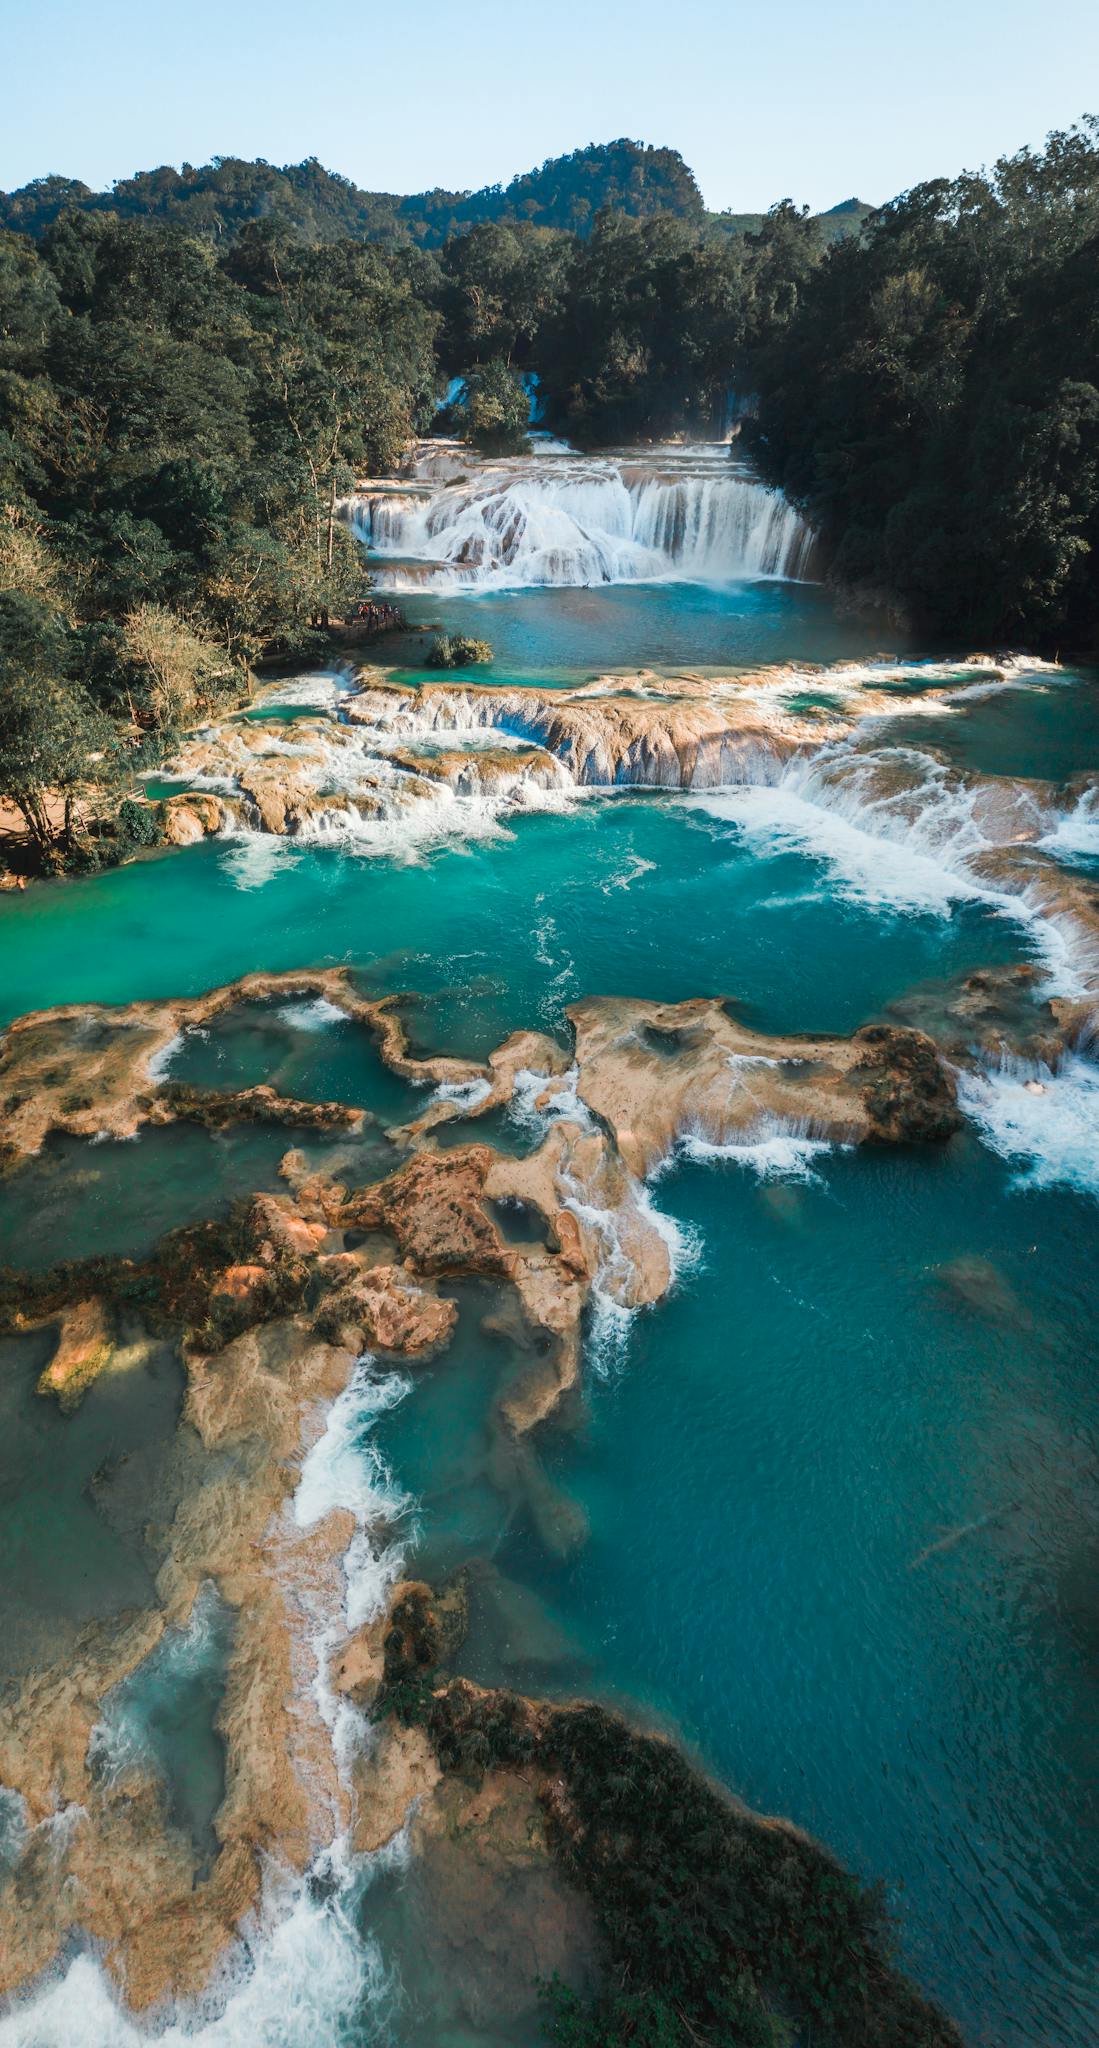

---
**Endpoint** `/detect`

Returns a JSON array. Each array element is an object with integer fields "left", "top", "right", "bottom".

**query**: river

[{"left": 1, "top": 443, "right": 1097, "bottom": 2048}]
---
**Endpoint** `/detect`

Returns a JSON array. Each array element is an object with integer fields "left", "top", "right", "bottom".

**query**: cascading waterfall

[{"left": 349, "top": 444, "right": 813, "bottom": 591}]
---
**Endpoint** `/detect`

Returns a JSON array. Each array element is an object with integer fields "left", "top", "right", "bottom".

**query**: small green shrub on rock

[
  {"left": 116, "top": 796, "right": 163, "bottom": 847},
  {"left": 425, "top": 633, "right": 493, "bottom": 669}
]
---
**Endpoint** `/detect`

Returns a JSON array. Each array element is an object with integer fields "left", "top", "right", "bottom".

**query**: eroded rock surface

[
  {"left": 0, "top": 967, "right": 476, "bottom": 1167},
  {"left": 35, "top": 1296, "right": 114, "bottom": 1409},
  {"left": 561, "top": 994, "right": 960, "bottom": 1174}
]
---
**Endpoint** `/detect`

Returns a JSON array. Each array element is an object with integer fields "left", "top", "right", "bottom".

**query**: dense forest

[
  {"left": 0, "top": 216, "right": 438, "bottom": 864},
  {"left": 0, "top": 140, "right": 863, "bottom": 249},
  {"left": 744, "top": 122, "right": 1099, "bottom": 642},
  {"left": 1, "top": 122, "right": 1097, "bottom": 870}
]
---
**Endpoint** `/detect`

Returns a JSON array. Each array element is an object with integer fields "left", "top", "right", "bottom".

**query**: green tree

[
  {"left": 537, "top": 212, "right": 750, "bottom": 441},
  {"left": 745, "top": 117, "right": 1099, "bottom": 641},
  {"left": 439, "top": 223, "right": 569, "bottom": 368},
  {"left": 456, "top": 358, "right": 530, "bottom": 452},
  {"left": 0, "top": 592, "right": 108, "bottom": 865}
]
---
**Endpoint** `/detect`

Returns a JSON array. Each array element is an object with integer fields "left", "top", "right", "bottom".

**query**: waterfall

[{"left": 349, "top": 445, "right": 813, "bottom": 592}]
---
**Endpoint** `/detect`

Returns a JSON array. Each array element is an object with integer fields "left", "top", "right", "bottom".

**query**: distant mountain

[
  {"left": 706, "top": 196, "right": 875, "bottom": 243},
  {"left": 0, "top": 141, "right": 707, "bottom": 248},
  {"left": 814, "top": 197, "right": 876, "bottom": 242},
  {"left": 407, "top": 139, "right": 706, "bottom": 240}
]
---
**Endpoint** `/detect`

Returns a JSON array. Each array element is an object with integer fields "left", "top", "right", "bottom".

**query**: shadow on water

[
  {"left": 374, "top": 575, "right": 911, "bottom": 684},
  {"left": 886, "top": 667, "right": 1099, "bottom": 782},
  {"left": 0, "top": 1124, "right": 299, "bottom": 1272},
  {"left": 0, "top": 1325, "right": 187, "bottom": 1685}
]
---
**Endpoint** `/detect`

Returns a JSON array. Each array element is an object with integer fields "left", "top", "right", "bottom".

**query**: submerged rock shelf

[{"left": 0, "top": 958, "right": 995, "bottom": 2034}]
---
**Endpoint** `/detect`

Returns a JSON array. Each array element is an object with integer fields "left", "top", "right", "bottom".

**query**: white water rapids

[{"left": 348, "top": 442, "right": 813, "bottom": 592}]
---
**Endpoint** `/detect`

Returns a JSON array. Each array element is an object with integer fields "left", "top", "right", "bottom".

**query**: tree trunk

[{"left": 14, "top": 790, "right": 60, "bottom": 869}]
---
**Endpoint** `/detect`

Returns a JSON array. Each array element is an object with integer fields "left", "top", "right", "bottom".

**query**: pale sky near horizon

[{"left": 2, "top": 0, "right": 1097, "bottom": 214}]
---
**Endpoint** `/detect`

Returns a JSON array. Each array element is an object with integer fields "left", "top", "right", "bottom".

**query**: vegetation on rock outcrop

[
  {"left": 425, "top": 632, "right": 494, "bottom": 668},
  {"left": 376, "top": 1654, "right": 962, "bottom": 2048}
]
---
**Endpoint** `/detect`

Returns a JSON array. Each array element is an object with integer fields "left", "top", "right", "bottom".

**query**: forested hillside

[
  {"left": 0, "top": 140, "right": 862, "bottom": 250},
  {"left": 0, "top": 142, "right": 706, "bottom": 248},
  {"left": 0, "top": 215, "right": 438, "bottom": 864},
  {"left": 708, "top": 196, "right": 873, "bottom": 243}
]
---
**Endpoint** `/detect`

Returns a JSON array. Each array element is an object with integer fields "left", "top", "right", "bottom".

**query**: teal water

[
  {"left": 1, "top": 580, "right": 1098, "bottom": 2047},
  {"left": 378, "top": 577, "right": 909, "bottom": 682},
  {"left": 0, "top": 1124, "right": 296, "bottom": 1272},
  {"left": 0, "top": 1325, "right": 185, "bottom": 1683},
  {"left": 0, "top": 803, "right": 1034, "bottom": 1049},
  {"left": 484, "top": 1142, "right": 1099, "bottom": 2047},
  {"left": 90, "top": 1584, "right": 234, "bottom": 1867},
  {"left": 164, "top": 994, "right": 424, "bottom": 1124},
  {"left": 886, "top": 671, "right": 1099, "bottom": 783}
]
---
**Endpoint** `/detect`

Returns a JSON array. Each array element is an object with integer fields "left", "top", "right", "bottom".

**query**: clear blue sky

[{"left": 4, "top": 0, "right": 1097, "bottom": 212}]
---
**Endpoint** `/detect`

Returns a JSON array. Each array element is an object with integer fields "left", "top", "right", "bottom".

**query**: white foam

[
  {"left": 218, "top": 837, "right": 297, "bottom": 891},
  {"left": 256, "top": 670, "right": 356, "bottom": 710},
  {"left": 600, "top": 853, "right": 656, "bottom": 893},
  {"left": 146, "top": 1032, "right": 183, "bottom": 1083},
  {"left": 692, "top": 781, "right": 982, "bottom": 914},
  {"left": 678, "top": 1124, "right": 839, "bottom": 1183},
  {"left": 686, "top": 747, "right": 1070, "bottom": 958},
  {"left": 349, "top": 444, "right": 812, "bottom": 593},
  {"left": 0, "top": 1840, "right": 400, "bottom": 2048},
  {"left": 561, "top": 1169, "right": 699, "bottom": 1376},
  {"left": 429, "top": 1074, "right": 492, "bottom": 1112},
  {"left": 583, "top": 1286, "right": 637, "bottom": 1375},
  {"left": 508, "top": 1064, "right": 593, "bottom": 1138},
  {"left": 277, "top": 997, "right": 348, "bottom": 1032},
  {"left": 695, "top": 757, "right": 1096, "bottom": 1003},
  {"left": 269, "top": 763, "right": 579, "bottom": 867},
  {"left": 957, "top": 1053, "right": 1099, "bottom": 1197},
  {"left": 1040, "top": 786, "right": 1099, "bottom": 868},
  {"left": 635, "top": 1178, "right": 702, "bottom": 1284},
  {"left": 1013, "top": 886, "right": 1096, "bottom": 999},
  {"left": 293, "top": 1359, "right": 414, "bottom": 1632}
]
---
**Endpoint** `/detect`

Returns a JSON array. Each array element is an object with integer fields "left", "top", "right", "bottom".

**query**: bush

[
  {"left": 424, "top": 633, "right": 493, "bottom": 669},
  {"left": 457, "top": 358, "right": 531, "bottom": 453},
  {"left": 122, "top": 603, "right": 241, "bottom": 729},
  {"left": 541, "top": 1978, "right": 785, "bottom": 2048},
  {"left": 115, "top": 796, "right": 162, "bottom": 846}
]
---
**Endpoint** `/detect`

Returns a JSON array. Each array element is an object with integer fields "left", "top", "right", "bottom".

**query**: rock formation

[{"left": 0, "top": 950, "right": 1063, "bottom": 2029}]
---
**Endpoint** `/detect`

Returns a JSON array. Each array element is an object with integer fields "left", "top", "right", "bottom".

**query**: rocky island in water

[{"left": 2, "top": 122, "right": 1099, "bottom": 2048}]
